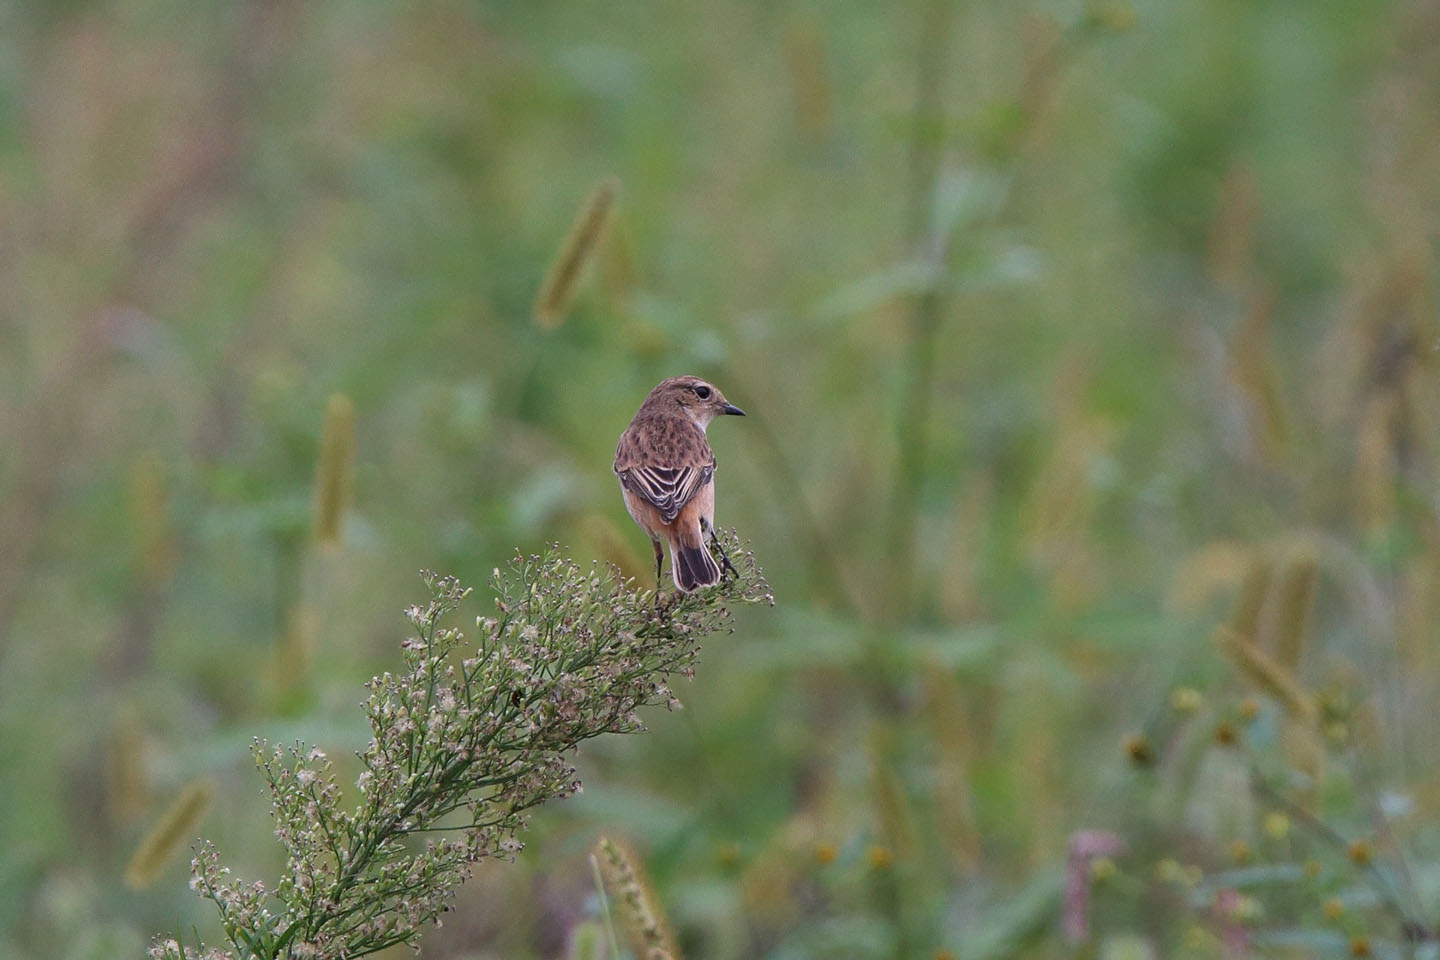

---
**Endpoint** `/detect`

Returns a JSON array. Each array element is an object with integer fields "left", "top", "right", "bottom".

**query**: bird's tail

[{"left": 671, "top": 529, "right": 721, "bottom": 592}]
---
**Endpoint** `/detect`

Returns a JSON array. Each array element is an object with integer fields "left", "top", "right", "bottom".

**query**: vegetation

[
  {"left": 151, "top": 548, "right": 768, "bottom": 959},
  {"left": 2, "top": 1, "right": 1440, "bottom": 958}
]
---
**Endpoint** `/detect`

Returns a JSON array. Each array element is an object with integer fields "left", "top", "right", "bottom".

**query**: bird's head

[{"left": 642, "top": 376, "right": 745, "bottom": 430}]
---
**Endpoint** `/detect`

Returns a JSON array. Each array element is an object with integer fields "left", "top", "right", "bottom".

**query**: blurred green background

[{"left": 4, "top": 0, "right": 1440, "bottom": 957}]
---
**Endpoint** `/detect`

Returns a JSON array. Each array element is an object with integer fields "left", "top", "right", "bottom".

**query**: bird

[{"left": 614, "top": 376, "right": 745, "bottom": 592}]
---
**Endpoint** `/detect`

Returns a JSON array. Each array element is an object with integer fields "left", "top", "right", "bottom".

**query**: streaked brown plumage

[{"left": 614, "top": 376, "right": 745, "bottom": 592}]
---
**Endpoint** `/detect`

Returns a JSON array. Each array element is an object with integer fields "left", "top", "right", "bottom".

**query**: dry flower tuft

[
  {"left": 1271, "top": 553, "right": 1318, "bottom": 670},
  {"left": 533, "top": 178, "right": 621, "bottom": 329},
  {"left": 595, "top": 835, "right": 681, "bottom": 960},
  {"left": 129, "top": 451, "right": 177, "bottom": 585},
  {"left": 782, "top": 11, "right": 833, "bottom": 137},
  {"left": 312, "top": 393, "right": 355, "bottom": 546},
  {"left": 1229, "top": 557, "right": 1272, "bottom": 642},
  {"left": 107, "top": 706, "right": 150, "bottom": 823},
  {"left": 1216, "top": 627, "right": 1318, "bottom": 725},
  {"left": 149, "top": 533, "right": 770, "bottom": 959},
  {"left": 125, "top": 777, "right": 216, "bottom": 890}
]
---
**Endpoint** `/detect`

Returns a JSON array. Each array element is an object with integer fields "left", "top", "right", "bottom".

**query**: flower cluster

[
  {"left": 1103, "top": 649, "right": 1433, "bottom": 955},
  {"left": 151, "top": 533, "right": 771, "bottom": 959}
]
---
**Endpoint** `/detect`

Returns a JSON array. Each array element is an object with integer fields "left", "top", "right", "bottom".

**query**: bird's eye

[{"left": 693, "top": 385, "right": 712, "bottom": 399}]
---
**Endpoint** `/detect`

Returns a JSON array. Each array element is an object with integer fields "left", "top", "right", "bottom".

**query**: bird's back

[{"left": 614, "top": 412, "right": 713, "bottom": 473}]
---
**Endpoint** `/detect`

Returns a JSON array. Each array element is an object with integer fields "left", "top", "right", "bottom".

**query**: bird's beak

[{"left": 722, "top": 403, "right": 746, "bottom": 416}]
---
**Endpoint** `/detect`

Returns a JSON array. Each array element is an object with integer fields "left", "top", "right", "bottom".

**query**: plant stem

[{"left": 886, "top": 0, "right": 956, "bottom": 624}]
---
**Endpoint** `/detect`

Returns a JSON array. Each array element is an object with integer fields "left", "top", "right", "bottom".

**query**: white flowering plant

[{"left": 150, "top": 534, "right": 770, "bottom": 960}]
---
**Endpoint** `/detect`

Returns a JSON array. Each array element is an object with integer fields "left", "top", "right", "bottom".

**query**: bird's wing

[
  {"left": 614, "top": 417, "right": 715, "bottom": 523},
  {"left": 618, "top": 463, "right": 715, "bottom": 523}
]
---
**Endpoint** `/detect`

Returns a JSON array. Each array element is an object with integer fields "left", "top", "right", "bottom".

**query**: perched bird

[{"left": 614, "top": 376, "right": 745, "bottom": 592}]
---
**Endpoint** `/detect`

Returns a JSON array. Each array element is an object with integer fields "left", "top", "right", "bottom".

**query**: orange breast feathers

[{"left": 621, "top": 477, "right": 715, "bottom": 542}]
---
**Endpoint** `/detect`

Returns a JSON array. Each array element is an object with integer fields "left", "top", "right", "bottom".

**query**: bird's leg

[
  {"left": 704, "top": 519, "right": 739, "bottom": 580},
  {"left": 651, "top": 538, "right": 665, "bottom": 592}
]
